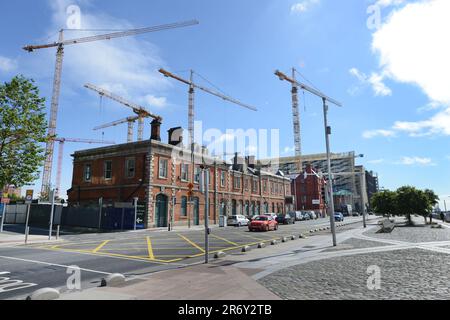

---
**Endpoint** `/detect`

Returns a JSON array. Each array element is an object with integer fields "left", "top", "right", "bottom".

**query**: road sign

[
  {"left": 25, "top": 190, "right": 34, "bottom": 204},
  {"left": 312, "top": 199, "right": 321, "bottom": 205}
]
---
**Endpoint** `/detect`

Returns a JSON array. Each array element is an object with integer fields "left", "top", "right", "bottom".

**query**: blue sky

[{"left": 1, "top": 0, "right": 449, "bottom": 207}]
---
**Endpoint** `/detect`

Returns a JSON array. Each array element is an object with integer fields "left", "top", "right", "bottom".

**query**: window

[
  {"left": 181, "top": 164, "right": 189, "bottom": 182},
  {"left": 159, "top": 158, "right": 168, "bottom": 179},
  {"left": 84, "top": 164, "right": 92, "bottom": 182},
  {"left": 104, "top": 161, "right": 112, "bottom": 180},
  {"left": 220, "top": 171, "right": 226, "bottom": 187},
  {"left": 244, "top": 178, "right": 249, "bottom": 190},
  {"left": 194, "top": 166, "right": 201, "bottom": 184},
  {"left": 252, "top": 180, "right": 258, "bottom": 193},
  {"left": 181, "top": 196, "right": 187, "bottom": 217},
  {"left": 234, "top": 176, "right": 241, "bottom": 189},
  {"left": 125, "top": 158, "right": 135, "bottom": 179},
  {"left": 263, "top": 181, "right": 267, "bottom": 193}
]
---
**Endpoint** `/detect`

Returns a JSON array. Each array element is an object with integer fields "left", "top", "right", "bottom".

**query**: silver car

[{"left": 227, "top": 215, "right": 250, "bottom": 227}]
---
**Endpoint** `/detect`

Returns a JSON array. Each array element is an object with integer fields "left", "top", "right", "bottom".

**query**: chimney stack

[{"left": 151, "top": 119, "right": 162, "bottom": 141}]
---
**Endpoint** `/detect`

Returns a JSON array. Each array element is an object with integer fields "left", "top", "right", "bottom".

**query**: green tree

[
  {"left": 424, "top": 189, "right": 439, "bottom": 223},
  {"left": 0, "top": 75, "right": 48, "bottom": 189},
  {"left": 371, "top": 190, "right": 398, "bottom": 217},
  {"left": 396, "top": 186, "right": 429, "bottom": 225}
]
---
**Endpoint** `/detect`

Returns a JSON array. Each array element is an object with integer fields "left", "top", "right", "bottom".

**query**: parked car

[
  {"left": 301, "top": 212, "right": 311, "bottom": 221},
  {"left": 276, "top": 213, "right": 296, "bottom": 225},
  {"left": 292, "top": 211, "right": 305, "bottom": 221},
  {"left": 249, "top": 215, "right": 278, "bottom": 232},
  {"left": 305, "top": 211, "right": 317, "bottom": 220},
  {"left": 334, "top": 212, "right": 344, "bottom": 222},
  {"left": 263, "top": 213, "right": 278, "bottom": 220},
  {"left": 352, "top": 212, "right": 360, "bottom": 217},
  {"left": 227, "top": 215, "right": 250, "bottom": 227}
]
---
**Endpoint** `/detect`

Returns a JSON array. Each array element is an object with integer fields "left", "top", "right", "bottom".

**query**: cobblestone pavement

[
  {"left": 259, "top": 248, "right": 450, "bottom": 300},
  {"left": 363, "top": 222, "right": 450, "bottom": 243},
  {"left": 322, "top": 237, "right": 390, "bottom": 253},
  {"left": 256, "top": 219, "right": 450, "bottom": 300}
]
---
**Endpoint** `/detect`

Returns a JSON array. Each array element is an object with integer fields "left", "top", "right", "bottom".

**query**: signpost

[
  {"left": 133, "top": 197, "right": 139, "bottom": 231},
  {"left": 1, "top": 193, "right": 9, "bottom": 233},
  {"left": 24, "top": 190, "right": 33, "bottom": 244},
  {"left": 312, "top": 199, "right": 321, "bottom": 205},
  {"left": 48, "top": 189, "right": 55, "bottom": 240}
]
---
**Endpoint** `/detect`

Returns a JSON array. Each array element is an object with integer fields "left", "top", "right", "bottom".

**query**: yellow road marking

[
  {"left": 146, "top": 236, "right": 155, "bottom": 260},
  {"left": 177, "top": 234, "right": 205, "bottom": 253},
  {"left": 210, "top": 234, "right": 239, "bottom": 246},
  {"left": 92, "top": 240, "right": 110, "bottom": 253}
]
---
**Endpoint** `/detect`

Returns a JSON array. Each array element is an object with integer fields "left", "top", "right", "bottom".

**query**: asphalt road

[{"left": 0, "top": 216, "right": 369, "bottom": 300}]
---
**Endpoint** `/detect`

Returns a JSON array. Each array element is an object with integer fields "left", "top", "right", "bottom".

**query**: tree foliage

[
  {"left": 371, "top": 190, "right": 398, "bottom": 217},
  {"left": 0, "top": 75, "right": 48, "bottom": 189},
  {"left": 371, "top": 186, "right": 440, "bottom": 224}
]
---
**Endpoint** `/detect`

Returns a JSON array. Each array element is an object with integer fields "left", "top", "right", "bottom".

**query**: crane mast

[
  {"left": 291, "top": 68, "right": 302, "bottom": 169},
  {"left": 54, "top": 138, "right": 115, "bottom": 198},
  {"left": 23, "top": 20, "right": 198, "bottom": 200}
]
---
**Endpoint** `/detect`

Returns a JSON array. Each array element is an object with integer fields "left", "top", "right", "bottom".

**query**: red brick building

[
  {"left": 291, "top": 165, "right": 326, "bottom": 217},
  {"left": 67, "top": 120, "right": 292, "bottom": 229}
]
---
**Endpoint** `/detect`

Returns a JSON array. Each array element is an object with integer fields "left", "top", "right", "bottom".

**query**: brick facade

[
  {"left": 68, "top": 138, "right": 292, "bottom": 229},
  {"left": 291, "top": 165, "right": 326, "bottom": 216}
]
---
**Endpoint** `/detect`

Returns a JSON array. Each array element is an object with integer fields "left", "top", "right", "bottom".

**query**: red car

[{"left": 248, "top": 215, "right": 278, "bottom": 232}]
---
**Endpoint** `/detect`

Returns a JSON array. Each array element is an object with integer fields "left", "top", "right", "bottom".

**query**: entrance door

[
  {"left": 155, "top": 194, "right": 168, "bottom": 228},
  {"left": 193, "top": 197, "right": 200, "bottom": 226}
]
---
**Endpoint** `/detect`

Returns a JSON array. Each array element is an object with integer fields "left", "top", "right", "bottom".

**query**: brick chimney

[{"left": 151, "top": 119, "right": 162, "bottom": 141}]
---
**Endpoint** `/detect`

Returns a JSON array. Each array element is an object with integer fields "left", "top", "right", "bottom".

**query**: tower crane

[
  {"left": 54, "top": 138, "right": 115, "bottom": 198},
  {"left": 275, "top": 68, "right": 342, "bottom": 247},
  {"left": 158, "top": 69, "right": 257, "bottom": 147},
  {"left": 84, "top": 83, "right": 162, "bottom": 142},
  {"left": 22, "top": 20, "right": 199, "bottom": 199},
  {"left": 93, "top": 116, "right": 140, "bottom": 143},
  {"left": 158, "top": 69, "right": 257, "bottom": 229}
]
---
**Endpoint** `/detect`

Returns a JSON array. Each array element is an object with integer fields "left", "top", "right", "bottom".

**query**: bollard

[
  {"left": 26, "top": 288, "right": 60, "bottom": 300},
  {"left": 101, "top": 274, "right": 126, "bottom": 287},
  {"left": 281, "top": 237, "right": 289, "bottom": 243},
  {"left": 241, "top": 246, "right": 252, "bottom": 253},
  {"left": 271, "top": 240, "right": 278, "bottom": 246},
  {"left": 290, "top": 235, "right": 296, "bottom": 241},
  {"left": 56, "top": 225, "right": 60, "bottom": 240},
  {"left": 214, "top": 251, "right": 226, "bottom": 259},
  {"left": 257, "top": 243, "right": 266, "bottom": 249}
]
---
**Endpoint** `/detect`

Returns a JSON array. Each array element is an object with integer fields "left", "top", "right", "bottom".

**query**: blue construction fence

[{"left": 1, "top": 203, "right": 146, "bottom": 231}]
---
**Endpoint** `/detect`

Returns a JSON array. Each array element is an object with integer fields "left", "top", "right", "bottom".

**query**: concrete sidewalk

[
  {"left": 59, "top": 262, "right": 281, "bottom": 300},
  {"left": 0, "top": 232, "right": 62, "bottom": 247}
]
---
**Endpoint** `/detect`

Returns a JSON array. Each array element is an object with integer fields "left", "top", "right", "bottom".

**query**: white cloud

[
  {"left": 36, "top": 0, "right": 172, "bottom": 108},
  {"left": 0, "top": 56, "right": 17, "bottom": 73},
  {"left": 349, "top": 68, "right": 392, "bottom": 97},
  {"left": 397, "top": 156, "right": 435, "bottom": 166},
  {"left": 375, "top": 0, "right": 406, "bottom": 8},
  {"left": 362, "top": 129, "right": 396, "bottom": 139},
  {"left": 362, "top": 0, "right": 450, "bottom": 138},
  {"left": 141, "top": 95, "right": 168, "bottom": 109},
  {"left": 291, "top": 0, "right": 320, "bottom": 13},
  {"left": 372, "top": 0, "right": 450, "bottom": 105}
]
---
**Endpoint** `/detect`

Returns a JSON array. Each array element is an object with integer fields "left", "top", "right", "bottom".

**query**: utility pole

[
  {"left": 323, "top": 98, "right": 337, "bottom": 246},
  {"left": 203, "top": 168, "right": 210, "bottom": 264}
]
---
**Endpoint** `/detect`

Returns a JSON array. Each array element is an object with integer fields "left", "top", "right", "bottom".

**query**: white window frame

[
  {"left": 159, "top": 158, "right": 168, "bottom": 179},
  {"left": 104, "top": 161, "right": 113, "bottom": 180}
]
